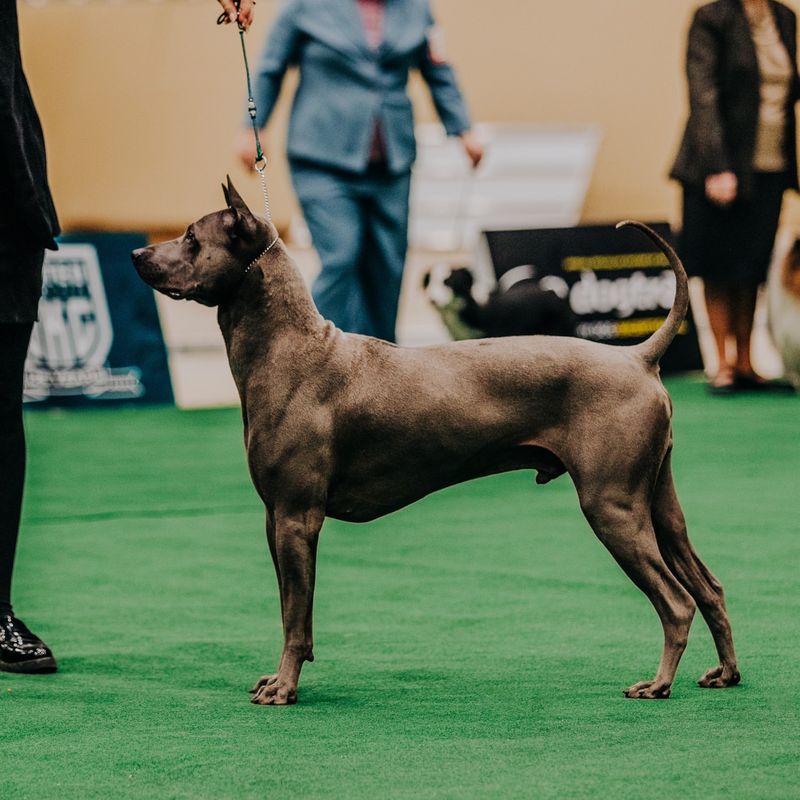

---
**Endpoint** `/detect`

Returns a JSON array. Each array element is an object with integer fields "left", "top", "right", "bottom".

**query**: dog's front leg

[
  {"left": 248, "top": 511, "right": 284, "bottom": 694},
  {"left": 251, "top": 506, "right": 323, "bottom": 706}
]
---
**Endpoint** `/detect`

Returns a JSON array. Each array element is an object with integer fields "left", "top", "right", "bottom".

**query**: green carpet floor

[{"left": 2, "top": 377, "right": 798, "bottom": 799}]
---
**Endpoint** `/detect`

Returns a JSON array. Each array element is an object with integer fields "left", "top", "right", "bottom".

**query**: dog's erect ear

[
  {"left": 225, "top": 175, "right": 253, "bottom": 216},
  {"left": 224, "top": 175, "right": 258, "bottom": 240},
  {"left": 222, "top": 181, "right": 231, "bottom": 208}
]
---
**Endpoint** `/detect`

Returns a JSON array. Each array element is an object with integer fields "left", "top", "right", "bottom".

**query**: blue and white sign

[{"left": 24, "top": 232, "right": 174, "bottom": 407}]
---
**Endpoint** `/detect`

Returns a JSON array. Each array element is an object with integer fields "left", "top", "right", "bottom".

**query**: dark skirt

[{"left": 679, "top": 171, "right": 787, "bottom": 286}]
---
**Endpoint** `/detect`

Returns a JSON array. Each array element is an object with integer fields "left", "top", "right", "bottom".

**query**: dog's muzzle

[{"left": 131, "top": 248, "right": 187, "bottom": 300}]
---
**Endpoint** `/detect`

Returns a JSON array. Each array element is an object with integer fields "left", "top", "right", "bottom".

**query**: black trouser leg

[{"left": 0, "top": 323, "right": 34, "bottom": 616}]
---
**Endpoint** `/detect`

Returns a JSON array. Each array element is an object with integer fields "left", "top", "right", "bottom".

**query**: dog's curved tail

[{"left": 616, "top": 220, "right": 689, "bottom": 366}]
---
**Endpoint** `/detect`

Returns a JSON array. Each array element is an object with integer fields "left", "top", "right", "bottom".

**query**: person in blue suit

[{"left": 238, "top": 0, "right": 483, "bottom": 342}]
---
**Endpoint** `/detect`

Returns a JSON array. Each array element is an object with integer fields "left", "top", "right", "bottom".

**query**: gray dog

[{"left": 132, "top": 178, "right": 740, "bottom": 706}]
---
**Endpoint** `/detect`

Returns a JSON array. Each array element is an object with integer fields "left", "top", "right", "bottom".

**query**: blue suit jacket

[{"left": 251, "top": 0, "right": 472, "bottom": 175}]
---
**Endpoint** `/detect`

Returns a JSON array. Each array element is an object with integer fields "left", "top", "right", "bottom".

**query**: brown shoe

[
  {"left": 707, "top": 367, "right": 736, "bottom": 396},
  {"left": 734, "top": 372, "right": 796, "bottom": 393}
]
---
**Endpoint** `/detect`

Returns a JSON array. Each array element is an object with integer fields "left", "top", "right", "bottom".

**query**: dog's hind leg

[
  {"left": 579, "top": 487, "right": 697, "bottom": 699},
  {"left": 651, "top": 450, "right": 740, "bottom": 689},
  {"left": 251, "top": 505, "right": 324, "bottom": 706}
]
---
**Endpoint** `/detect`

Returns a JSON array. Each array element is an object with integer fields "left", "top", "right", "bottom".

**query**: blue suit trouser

[{"left": 290, "top": 160, "right": 411, "bottom": 343}]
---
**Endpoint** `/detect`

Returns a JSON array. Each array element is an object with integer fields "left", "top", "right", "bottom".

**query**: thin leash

[
  {"left": 455, "top": 168, "right": 476, "bottom": 252},
  {"left": 217, "top": 3, "right": 274, "bottom": 226},
  {"left": 217, "top": 3, "right": 279, "bottom": 272}
]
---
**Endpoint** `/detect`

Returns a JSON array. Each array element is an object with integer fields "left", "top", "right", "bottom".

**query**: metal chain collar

[{"left": 243, "top": 233, "right": 281, "bottom": 275}]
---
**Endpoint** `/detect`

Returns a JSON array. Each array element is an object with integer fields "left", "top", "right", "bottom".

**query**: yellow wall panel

[{"left": 18, "top": 1, "right": 800, "bottom": 233}]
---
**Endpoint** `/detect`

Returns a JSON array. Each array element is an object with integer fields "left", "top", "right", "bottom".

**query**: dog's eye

[{"left": 185, "top": 229, "right": 194, "bottom": 242}]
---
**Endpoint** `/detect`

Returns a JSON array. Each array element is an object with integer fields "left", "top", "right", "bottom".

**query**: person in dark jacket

[
  {"left": 671, "top": 0, "right": 800, "bottom": 393},
  {"left": 0, "top": 2, "right": 60, "bottom": 673},
  {"left": 238, "top": 0, "right": 483, "bottom": 342}
]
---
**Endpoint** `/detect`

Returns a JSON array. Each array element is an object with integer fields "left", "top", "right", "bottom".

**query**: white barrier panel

[{"left": 409, "top": 123, "right": 601, "bottom": 251}]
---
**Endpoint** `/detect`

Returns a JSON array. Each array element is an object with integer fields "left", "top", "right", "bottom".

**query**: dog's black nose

[{"left": 131, "top": 248, "right": 146, "bottom": 264}]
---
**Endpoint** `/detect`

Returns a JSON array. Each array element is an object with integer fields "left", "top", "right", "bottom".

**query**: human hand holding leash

[
  {"left": 705, "top": 171, "right": 737, "bottom": 206},
  {"left": 236, "top": 127, "right": 260, "bottom": 171},
  {"left": 217, "top": 0, "right": 254, "bottom": 30},
  {"left": 460, "top": 130, "right": 484, "bottom": 169}
]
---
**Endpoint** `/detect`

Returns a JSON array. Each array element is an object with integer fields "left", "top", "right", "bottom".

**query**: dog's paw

[
  {"left": 249, "top": 674, "right": 278, "bottom": 694},
  {"left": 251, "top": 676, "right": 298, "bottom": 706},
  {"left": 697, "top": 665, "right": 741, "bottom": 689},
  {"left": 623, "top": 679, "right": 671, "bottom": 699}
]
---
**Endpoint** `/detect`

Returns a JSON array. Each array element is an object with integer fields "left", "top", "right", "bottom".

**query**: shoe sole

[
  {"left": 706, "top": 383, "right": 736, "bottom": 396},
  {"left": 736, "top": 383, "right": 796, "bottom": 394},
  {"left": 0, "top": 656, "right": 57, "bottom": 674}
]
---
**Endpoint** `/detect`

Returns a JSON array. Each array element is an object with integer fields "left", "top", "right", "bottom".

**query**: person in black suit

[
  {"left": 0, "top": 2, "right": 60, "bottom": 673},
  {"left": 670, "top": 0, "right": 800, "bottom": 393}
]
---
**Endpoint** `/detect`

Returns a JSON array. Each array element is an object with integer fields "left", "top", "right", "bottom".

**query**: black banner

[{"left": 483, "top": 223, "right": 703, "bottom": 373}]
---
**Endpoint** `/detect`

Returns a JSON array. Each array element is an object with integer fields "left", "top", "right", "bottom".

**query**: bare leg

[
  {"left": 651, "top": 452, "right": 740, "bottom": 688},
  {"left": 703, "top": 281, "right": 736, "bottom": 386},
  {"left": 251, "top": 506, "right": 323, "bottom": 706},
  {"left": 580, "top": 490, "right": 696, "bottom": 699},
  {"left": 731, "top": 282, "right": 761, "bottom": 379}
]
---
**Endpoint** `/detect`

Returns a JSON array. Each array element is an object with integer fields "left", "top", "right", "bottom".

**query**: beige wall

[{"left": 18, "top": 0, "right": 800, "bottom": 233}]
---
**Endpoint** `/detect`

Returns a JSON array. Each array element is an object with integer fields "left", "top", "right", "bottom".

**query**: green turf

[{"left": 2, "top": 376, "right": 798, "bottom": 799}]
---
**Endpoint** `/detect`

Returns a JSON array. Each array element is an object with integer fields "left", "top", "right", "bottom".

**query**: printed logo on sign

[
  {"left": 568, "top": 270, "right": 679, "bottom": 341},
  {"left": 24, "top": 244, "right": 143, "bottom": 402}
]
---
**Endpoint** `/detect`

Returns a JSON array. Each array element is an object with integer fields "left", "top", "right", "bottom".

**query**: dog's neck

[{"left": 217, "top": 241, "right": 326, "bottom": 386}]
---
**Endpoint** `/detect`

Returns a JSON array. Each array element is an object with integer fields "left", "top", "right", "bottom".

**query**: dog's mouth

[{"left": 161, "top": 284, "right": 206, "bottom": 303}]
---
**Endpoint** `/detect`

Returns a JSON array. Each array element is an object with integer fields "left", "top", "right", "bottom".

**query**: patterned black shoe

[{"left": 0, "top": 615, "right": 57, "bottom": 674}]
